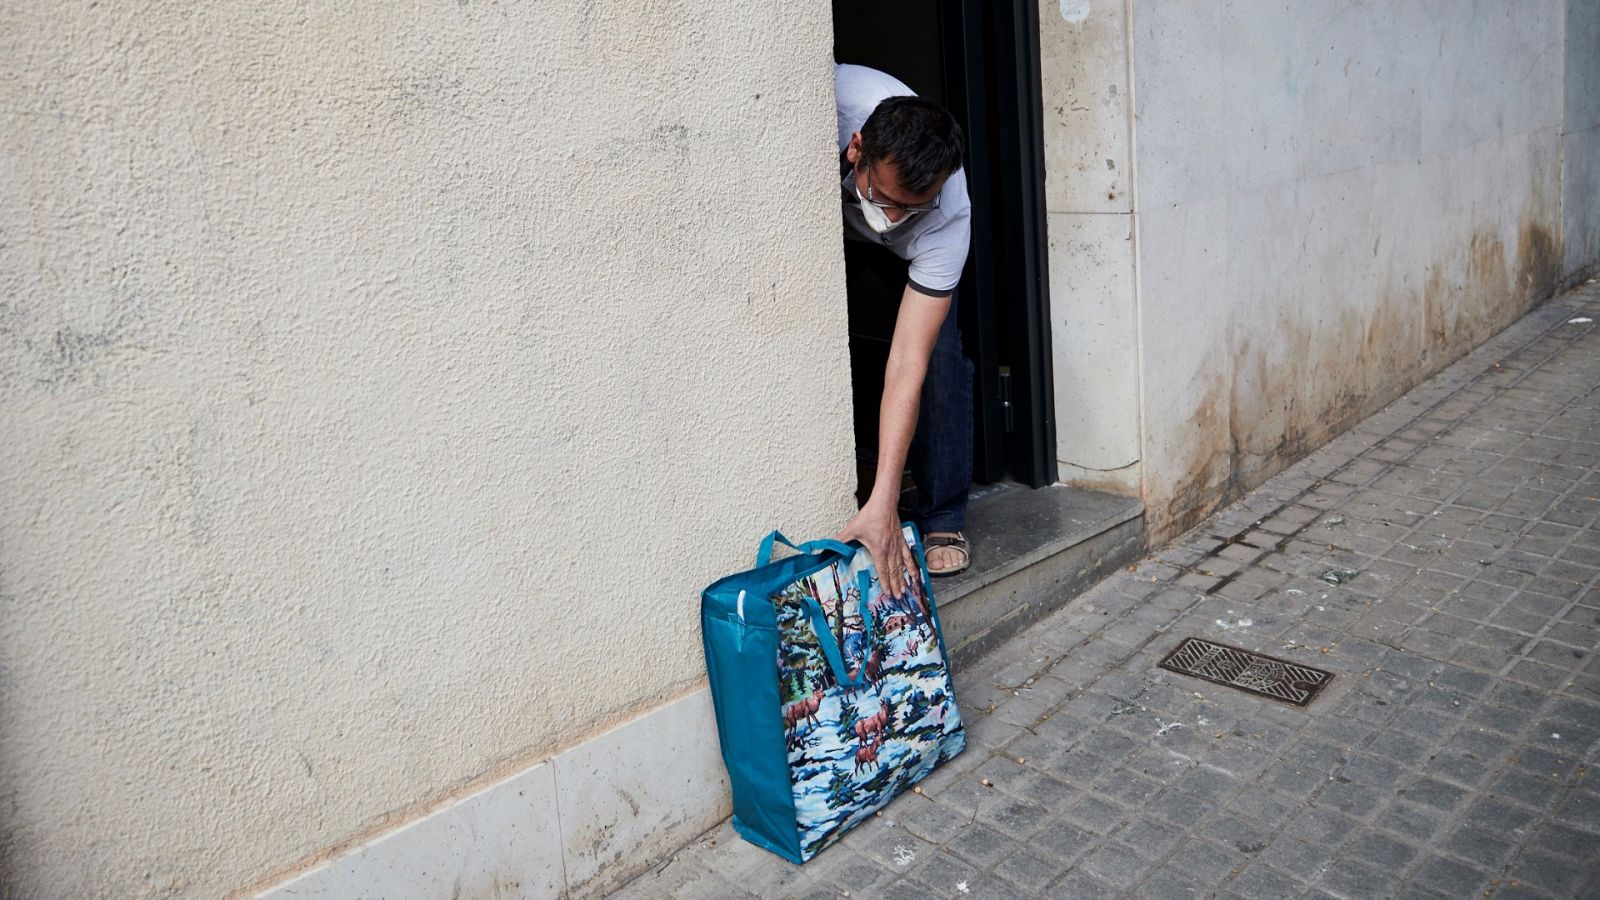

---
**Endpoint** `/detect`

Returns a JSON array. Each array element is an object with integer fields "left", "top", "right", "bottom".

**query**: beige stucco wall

[{"left": 0, "top": 3, "right": 849, "bottom": 896}]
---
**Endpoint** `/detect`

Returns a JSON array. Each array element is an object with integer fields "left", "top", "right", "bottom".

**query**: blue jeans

[{"left": 905, "top": 287, "right": 973, "bottom": 534}]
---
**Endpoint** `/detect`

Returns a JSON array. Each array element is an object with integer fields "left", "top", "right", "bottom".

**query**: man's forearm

[
  {"left": 868, "top": 353, "right": 927, "bottom": 511},
  {"left": 866, "top": 284, "right": 950, "bottom": 512}
]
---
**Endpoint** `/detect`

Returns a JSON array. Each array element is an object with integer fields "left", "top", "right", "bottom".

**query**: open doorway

[{"left": 834, "top": 1, "right": 1057, "bottom": 507}]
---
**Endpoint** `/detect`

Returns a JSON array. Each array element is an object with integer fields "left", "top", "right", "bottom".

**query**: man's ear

[{"left": 845, "top": 132, "right": 863, "bottom": 166}]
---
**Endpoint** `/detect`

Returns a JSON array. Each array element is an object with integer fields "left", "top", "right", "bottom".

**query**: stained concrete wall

[
  {"left": 1566, "top": 0, "right": 1600, "bottom": 278},
  {"left": 1129, "top": 0, "right": 1570, "bottom": 540},
  {"left": 0, "top": 2, "right": 847, "bottom": 896}
]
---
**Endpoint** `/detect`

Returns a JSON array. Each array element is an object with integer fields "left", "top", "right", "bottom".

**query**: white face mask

[{"left": 859, "top": 193, "right": 908, "bottom": 234}]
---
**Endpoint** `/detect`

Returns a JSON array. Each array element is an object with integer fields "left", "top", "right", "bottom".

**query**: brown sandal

[{"left": 925, "top": 532, "right": 970, "bottom": 576}]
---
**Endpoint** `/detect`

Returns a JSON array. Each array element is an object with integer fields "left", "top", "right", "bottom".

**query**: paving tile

[
  {"left": 1316, "top": 779, "right": 1391, "bottom": 819},
  {"left": 1063, "top": 794, "right": 1132, "bottom": 836},
  {"left": 898, "top": 848, "right": 979, "bottom": 893},
  {"left": 939, "top": 822, "right": 1014, "bottom": 869},
  {"left": 805, "top": 848, "right": 899, "bottom": 895},
  {"left": 1375, "top": 801, "right": 1451, "bottom": 843},
  {"left": 847, "top": 823, "right": 936, "bottom": 873},
  {"left": 1142, "top": 787, "right": 1214, "bottom": 826},
  {"left": 1221, "top": 788, "right": 1304, "bottom": 831},
  {"left": 870, "top": 878, "right": 940, "bottom": 900},
  {"left": 1164, "top": 838, "right": 1244, "bottom": 885},
  {"left": 1399, "top": 776, "right": 1472, "bottom": 812},
  {"left": 1227, "top": 862, "right": 1304, "bottom": 897},
  {"left": 974, "top": 795, "right": 1053, "bottom": 840},
  {"left": 1129, "top": 867, "right": 1210, "bottom": 899},
  {"left": 1044, "top": 869, "right": 1120, "bottom": 900},
  {"left": 1406, "top": 853, "right": 1497, "bottom": 898},
  {"left": 1439, "top": 824, "right": 1520, "bottom": 870},
  {"left": 1341, "top": 830, "right": 1419, "bottom": 870},
  {"left": 1076, "top": 842, "right": 1151, "bottom": 890},
  {"left": 990, "top": 845, "right": 1066, "bottom": 895},
  {"left": 1026, "top": 817, "right": 1096, "bottom": 865},
  {"left": 1317, "top": 857, "right": 1405, "bottom": 897},
  {"left": 1491, "top": 770, "right": 1566, "bottom": 810},
  {"left": 1281, "top": 807, "right": 1361, "bottom": 847}
]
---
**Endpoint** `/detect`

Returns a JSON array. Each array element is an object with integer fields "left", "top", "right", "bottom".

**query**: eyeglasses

[{"left": 860, "top": 166, "right": 941, "bottom": 214}]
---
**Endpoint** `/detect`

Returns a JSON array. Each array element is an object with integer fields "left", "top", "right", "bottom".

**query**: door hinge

[{"left": 998, "top": 366, "right": 1014, "bottom": 434}]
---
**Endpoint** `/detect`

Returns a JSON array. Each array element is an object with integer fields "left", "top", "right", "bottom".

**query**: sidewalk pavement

[{"left": 614, "top": 281, "right": 1600, "bottom": 900}]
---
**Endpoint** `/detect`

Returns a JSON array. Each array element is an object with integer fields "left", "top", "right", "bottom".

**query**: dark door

[{"left": 833, "top": 0, "right": 1057, "bottom": 496}]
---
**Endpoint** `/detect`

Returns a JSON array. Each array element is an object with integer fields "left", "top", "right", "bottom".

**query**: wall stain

[
  {"left": 1516, "top": 219, "right": 1558, "bottom": 304},
  {"left": 1149, "top": 191, "right": 1563, "bottom": 541},
  {"left": 31, "top": 319, "right": 131, "bottom": 391}
]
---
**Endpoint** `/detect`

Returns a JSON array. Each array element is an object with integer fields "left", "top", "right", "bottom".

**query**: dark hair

[{"left": 858, "top": 96, "right": 964, "bottom": 195}]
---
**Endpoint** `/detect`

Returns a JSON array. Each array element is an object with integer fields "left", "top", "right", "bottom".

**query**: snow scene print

[{"left": 773, "top": 526, "right": 966, "bottom": 860}]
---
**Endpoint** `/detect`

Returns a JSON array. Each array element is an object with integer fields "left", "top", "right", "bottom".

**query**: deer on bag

[
  {"left": 783, "top": 689, "right": 823, "bottom": 732},
  {"left": 847, "top": 647, "right": 886, "bottom": 688},
  {"left": 853, "top": 736, "right": 883, "bottom": 773},
  {"left": 852, "top": 699, "right": 893, "bottom": 742}
]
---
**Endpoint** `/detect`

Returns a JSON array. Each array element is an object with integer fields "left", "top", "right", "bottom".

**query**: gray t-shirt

[{"left": 836, "top": 63, "right": 972, "bottom": 297}]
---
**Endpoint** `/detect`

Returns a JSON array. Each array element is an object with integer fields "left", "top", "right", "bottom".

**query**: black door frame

[
  {"left": 834, "top": 0, "right": 1057, "bottom": 490},
  {"left": 941, "top": 0, "right": 1057, "bottom": 488}
]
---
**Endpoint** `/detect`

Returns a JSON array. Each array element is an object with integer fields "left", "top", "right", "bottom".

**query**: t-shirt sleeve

[{"left": 905, "top": 205, "right": 971, "bottom": 297}]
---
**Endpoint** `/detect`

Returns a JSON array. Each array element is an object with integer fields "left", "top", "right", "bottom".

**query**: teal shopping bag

[{"left": 700, "top": 524, "right": 965, "bottom": 863}]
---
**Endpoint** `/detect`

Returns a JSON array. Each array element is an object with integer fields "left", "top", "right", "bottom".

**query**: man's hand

[
  {"left": 838, "top": 498, "right": 913, "bottom": 599},
  {"left": 839, "top": 283, "right": 948, "bottom": 602}
]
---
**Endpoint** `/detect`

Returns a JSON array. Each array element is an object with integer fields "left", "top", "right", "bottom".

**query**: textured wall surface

[
  {"left": 1566, "top": 0, "right": 1600, "bottom": 278},
  {"left": 1131, "top": 0, "right": 1570, "bottom": 540},
  {"left": 0, "top": 2, "right": 848, "bottom": 895},
  {"left": 1039, "top": 0, "right": 1143, "bottom": 495}
]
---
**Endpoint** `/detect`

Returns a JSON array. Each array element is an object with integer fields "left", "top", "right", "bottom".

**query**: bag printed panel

[{"left": 773, "top": 526, "right": 965, "bottom": 859}]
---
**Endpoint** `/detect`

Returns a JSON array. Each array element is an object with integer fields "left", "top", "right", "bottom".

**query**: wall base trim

[{"left": 257, "top": 691, "right": 729, "bottom": 900}]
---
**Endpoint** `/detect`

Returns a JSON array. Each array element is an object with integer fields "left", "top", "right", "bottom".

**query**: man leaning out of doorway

[{"left": 835, "top": 63, "right": 974, "bottom": 595}]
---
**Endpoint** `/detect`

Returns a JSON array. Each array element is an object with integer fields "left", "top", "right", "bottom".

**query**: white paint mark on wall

[{"left": 1059, "top": 0, "right": 1091, "bottom": 24}]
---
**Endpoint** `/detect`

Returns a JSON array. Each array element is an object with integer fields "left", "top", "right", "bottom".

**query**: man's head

[{"left": 846, "top": 96, "right": 964, "bottom": 225}]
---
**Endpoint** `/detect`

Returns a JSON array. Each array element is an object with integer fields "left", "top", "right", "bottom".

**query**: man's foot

[{"left": 924, "top": 532, "right": 969, "bottom": 576}]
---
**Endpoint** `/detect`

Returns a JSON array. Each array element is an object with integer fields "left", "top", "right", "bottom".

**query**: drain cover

[{"left": 1158, "top": 638, "right": 1334, "bottom": 707}]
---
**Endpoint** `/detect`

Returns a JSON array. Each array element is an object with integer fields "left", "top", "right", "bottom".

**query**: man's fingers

[{"left": 876, "top": 545, "right": 900, "bottom": 596}]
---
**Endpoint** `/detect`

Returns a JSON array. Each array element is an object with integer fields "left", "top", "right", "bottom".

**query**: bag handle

[
  {"left": 801, "top": 570, "right": 876, "bottom": 689},
  {"left": 755, "top": 529, "right": 858, "bottom": 567}
]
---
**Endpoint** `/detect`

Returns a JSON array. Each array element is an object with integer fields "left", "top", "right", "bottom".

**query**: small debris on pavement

[{"left": 1320, "top": 568, "right": 1359, "bottom": 585}]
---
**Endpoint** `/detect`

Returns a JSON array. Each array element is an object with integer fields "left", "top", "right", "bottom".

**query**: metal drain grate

[{"left": 1158, "top": 638, "right": 1334, "bottom": 707}]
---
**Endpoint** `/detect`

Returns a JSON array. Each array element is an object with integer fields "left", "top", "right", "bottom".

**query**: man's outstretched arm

[{"left": 838, "top": 282, "right": 951, "bottom": 597}]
